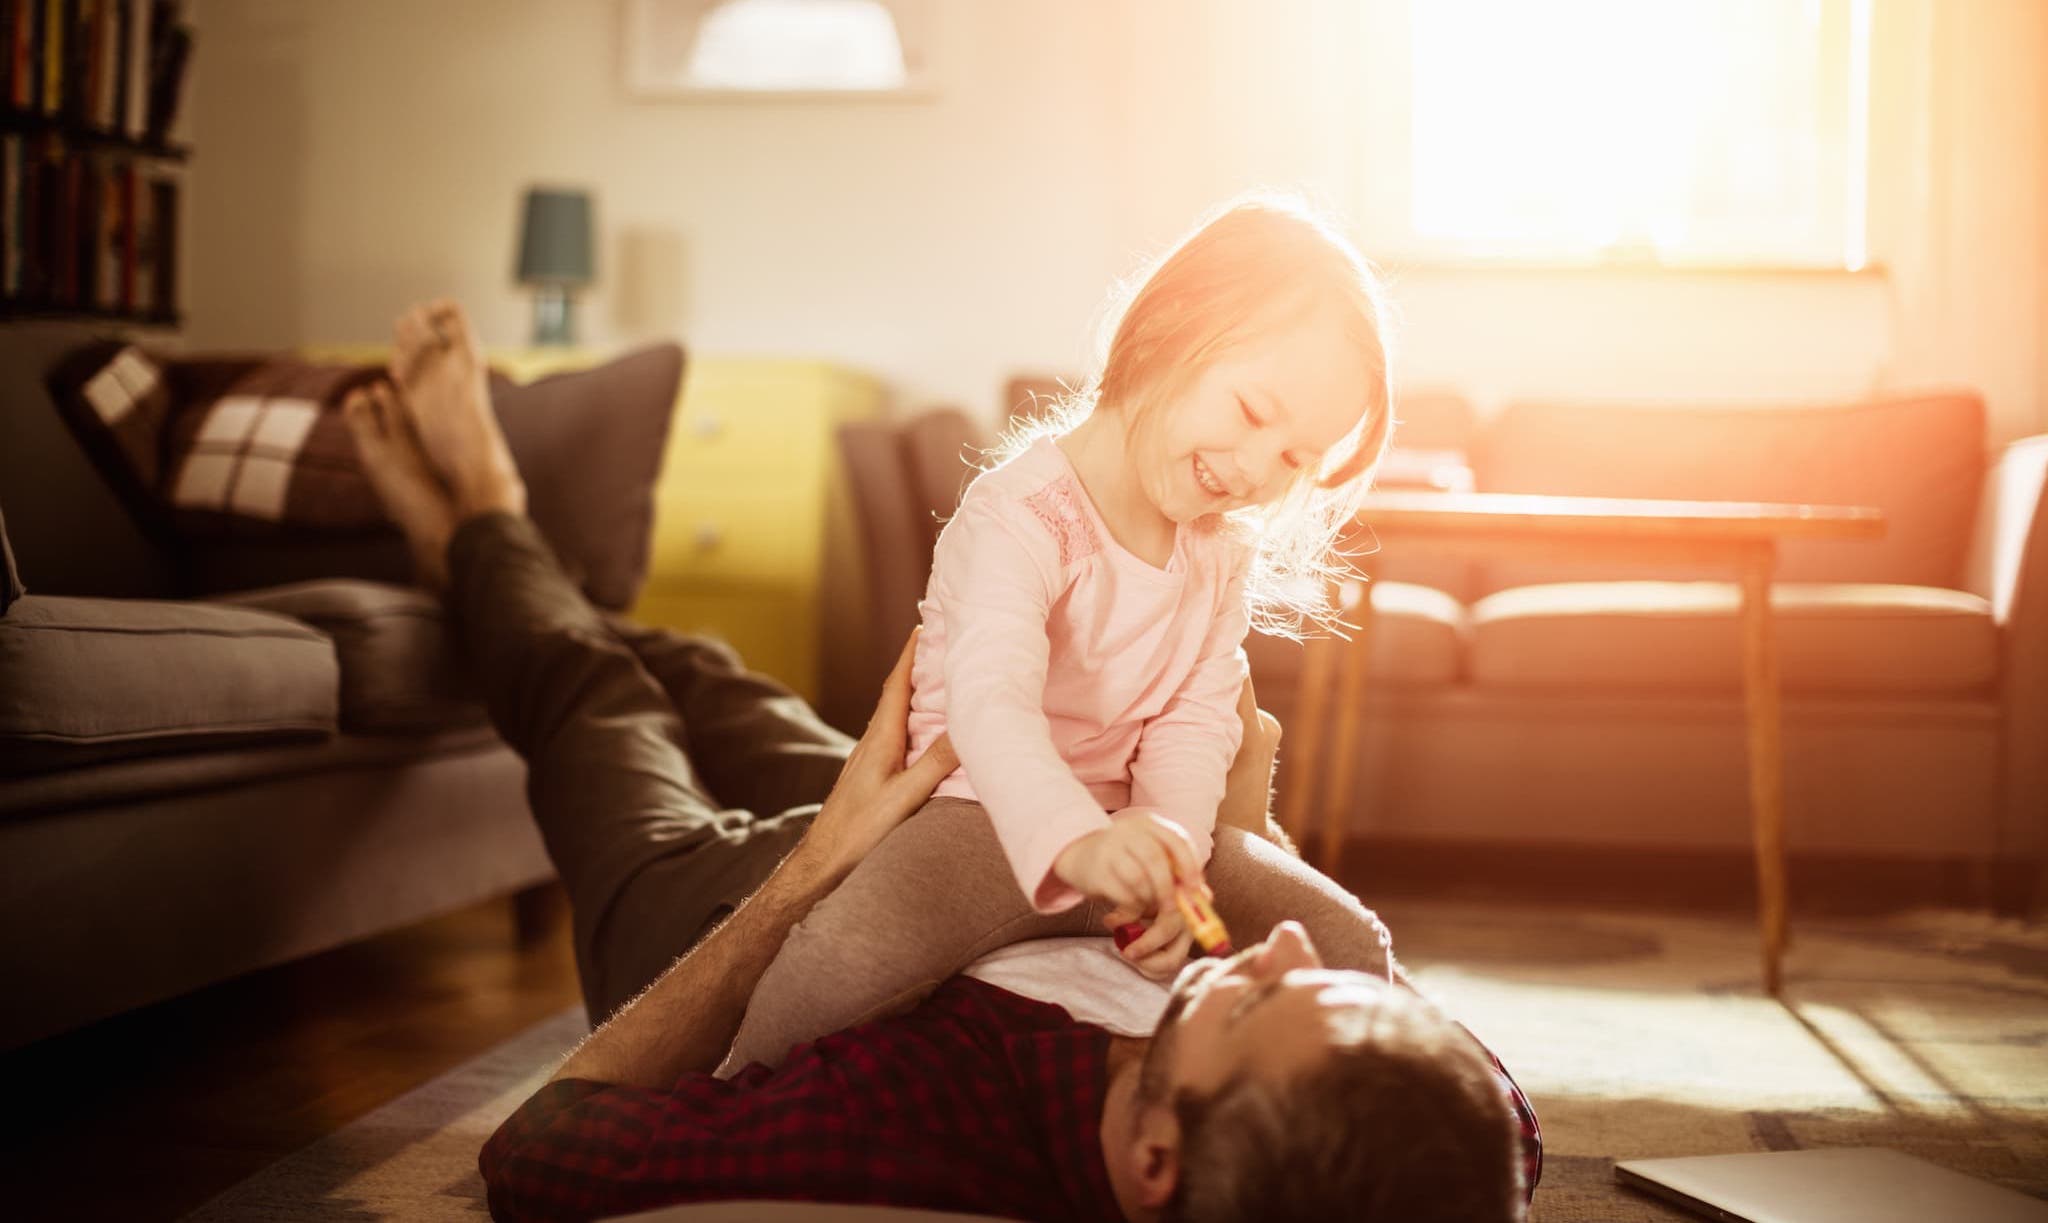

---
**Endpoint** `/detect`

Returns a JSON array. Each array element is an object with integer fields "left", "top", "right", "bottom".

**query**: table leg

[
  {"left": 1278, "top": 631, "right": 1338, "bottom": 849},
  {"left": 1739, "top": 551, "right": 1789, "bottom": 995},
  {"left": 1318, "top": 583, "right": 1378, "bottom": 877}
]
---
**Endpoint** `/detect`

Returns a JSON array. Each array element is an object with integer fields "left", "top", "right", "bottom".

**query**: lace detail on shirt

[{"left": 1022, "top": 478, "right": 1102, "bottom": 567}]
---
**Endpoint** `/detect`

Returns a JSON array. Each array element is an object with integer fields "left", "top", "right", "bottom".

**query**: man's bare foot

[
  {"left": 344, "top": 380, "right": 457, "bottom": 590},
  {"left": 387, "top": 299, "right": 526, "bottom": 519}
]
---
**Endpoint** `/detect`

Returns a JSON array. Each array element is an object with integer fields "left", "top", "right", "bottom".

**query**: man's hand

[
  {"left": 1053, "top": 808, "right": 1202, "bottom": 914},
  {"left": 802, "top": 631, "right": 958, "bottom": 884}
]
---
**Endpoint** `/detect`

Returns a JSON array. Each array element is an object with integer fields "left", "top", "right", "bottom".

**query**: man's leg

[
  {"left": 347, "top": 304, "right": 821, "bottom": 1022},
  {"left": 447, "top": 514, "right": 818, "bottom": 1019},
  {"left": 606, "top": 619, "right": 853, "bottom": 821}
]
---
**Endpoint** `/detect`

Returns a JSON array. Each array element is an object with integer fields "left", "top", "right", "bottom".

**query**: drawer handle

[
  {"left": 692, "top": 523, "right": 725, "bottom": 552},
  {"left": 692, "top": 414, "right": 726, "bottom": 439}
]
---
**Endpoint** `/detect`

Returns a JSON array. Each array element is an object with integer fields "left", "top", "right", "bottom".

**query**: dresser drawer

[
  {"left": 630, "top": 586, "right": 817, "bottom": 700},
  {"left": 645, "top": 479, "right": 824, "bottom": 589},
  {"left": 663, "top": 361, "right": 879, "bottom": 483}
]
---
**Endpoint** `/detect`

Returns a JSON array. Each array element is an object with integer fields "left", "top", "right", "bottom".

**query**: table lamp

[{"left": 516, "top": 187, "right": 595, "bottom": 346}]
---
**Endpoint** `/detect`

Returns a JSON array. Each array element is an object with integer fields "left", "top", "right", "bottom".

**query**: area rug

[
  {"left": 185, "top": 903, "right": 2048, "bottom": 1221},
  {"left": 183, "top": 1007, "right": 587, "bottom": 1221},
  {"left": 1383, "top": 901, "right": 2048, "bottom": 1221}
]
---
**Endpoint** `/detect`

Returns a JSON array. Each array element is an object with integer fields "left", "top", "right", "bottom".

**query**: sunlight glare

[{"left": 1408, "top": 0, "right": 1870, "bottom": 266}]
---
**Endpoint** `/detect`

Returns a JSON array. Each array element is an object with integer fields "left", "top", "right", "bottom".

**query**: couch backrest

[
  {"left": 818, "top": 419, "right": 931, "bottom": 734},
  {"left": 900, "top": 408, "right": 988, "bottom": 552},
  {"left": 0, "top": 323, "right": 178, "bottom": 598},
  {"left": 1471, "top": 392, "right": 1987, "bottom": 592}
]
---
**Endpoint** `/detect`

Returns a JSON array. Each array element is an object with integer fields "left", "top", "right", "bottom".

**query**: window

[{"left": 1360, "top": 0, "right": 1871, "bottom": 268}]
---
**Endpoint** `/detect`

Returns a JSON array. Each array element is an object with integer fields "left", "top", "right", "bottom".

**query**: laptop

[{"left": 1615, "top": 1148, "right": 2048, "bottom": 1222}]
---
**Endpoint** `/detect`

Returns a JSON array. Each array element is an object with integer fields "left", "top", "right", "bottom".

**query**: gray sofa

[
  {"left": 834, "top": 390, "right": 2048, "bottom": 913},
  {"left": 0, "top": 324, "right": 564, "bottom": 1050}
]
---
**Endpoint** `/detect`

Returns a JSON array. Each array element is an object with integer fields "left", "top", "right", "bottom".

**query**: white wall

[
  {"left": 186, "top": 0, "right": 1130, "bottom": 415},
  {"left": 185, "top": 0, "right": 2048, "bottom": 441}
]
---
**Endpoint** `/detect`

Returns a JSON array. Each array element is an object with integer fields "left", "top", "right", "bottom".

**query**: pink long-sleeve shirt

[{"left": 906, "top": 435, "right": 1252, "bottom": 913}]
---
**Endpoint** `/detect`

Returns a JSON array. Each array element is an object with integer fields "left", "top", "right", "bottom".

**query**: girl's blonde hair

[{"left": 994, "top": 192, "right": 1396, "bottom": 638}]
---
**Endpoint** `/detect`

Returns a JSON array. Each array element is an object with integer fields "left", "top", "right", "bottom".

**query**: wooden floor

[
  {"left": 0, "top": 886, "right": 582, "bottom": 1222},
  {"left": 0, "top": 841, "right": 2015, "bottom": 1221}
]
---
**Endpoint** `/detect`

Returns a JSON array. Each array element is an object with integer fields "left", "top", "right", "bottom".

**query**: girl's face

[{"left": 1124, "top": 310, "right": 1375, "bottom": 525}]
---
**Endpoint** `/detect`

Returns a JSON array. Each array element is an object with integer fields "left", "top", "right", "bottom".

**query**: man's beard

[{"left": 1135, "top": 951, "right": 1250, "bottom": 1107}]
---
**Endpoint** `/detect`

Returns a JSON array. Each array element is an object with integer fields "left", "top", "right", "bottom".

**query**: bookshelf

[{"left": 1, "top": 0, "right": 193, "bottom": 329}]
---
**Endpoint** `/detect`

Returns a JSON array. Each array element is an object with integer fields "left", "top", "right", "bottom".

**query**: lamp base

[{"left": 530, "top": 286, "right": 578, "bottom": 347}]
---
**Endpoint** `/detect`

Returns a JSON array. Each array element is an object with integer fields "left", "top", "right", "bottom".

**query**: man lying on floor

[{"left": 344, "top": 300, "right": 1540, "bottom": 1223}]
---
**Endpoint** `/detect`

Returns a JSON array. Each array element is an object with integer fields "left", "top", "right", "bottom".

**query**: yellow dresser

[
  {"left": 635, "top": 358, "right": 881, "bottom": 700},
  {"left": 305, "top": 345, "right": 881, "bottom": 700}
]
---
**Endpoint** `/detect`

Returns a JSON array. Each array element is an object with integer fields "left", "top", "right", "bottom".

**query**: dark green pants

[{"left": 448, "top": 512, "right": 853, "bottom": 1022}]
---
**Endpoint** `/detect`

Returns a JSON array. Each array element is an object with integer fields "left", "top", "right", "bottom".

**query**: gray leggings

[{"left": 722, "top": 795, "right": 1398, "bottom": 1073}]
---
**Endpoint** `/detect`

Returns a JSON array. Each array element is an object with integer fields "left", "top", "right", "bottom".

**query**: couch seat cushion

[
  {"left": 0, "top": 595, "right": 337, "bottom": 774},
  {"left": 1248, "top": 580, "right": 1468, "bottom": 689},
  {"left": 219, "top": 580, "right": 484, "bottom": 734},
  {"left": 1469, "top": 582, "right": 1996, "bottom": 694}
]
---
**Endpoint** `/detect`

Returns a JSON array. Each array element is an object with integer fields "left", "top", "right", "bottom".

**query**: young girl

[{"left": 721, "top": 194, "right": 1399, "bottom": 1072}]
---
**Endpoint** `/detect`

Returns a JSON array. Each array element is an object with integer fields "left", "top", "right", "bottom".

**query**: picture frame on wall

[{"left": 622, "top": 0, "right": 935, "bottom": 101}]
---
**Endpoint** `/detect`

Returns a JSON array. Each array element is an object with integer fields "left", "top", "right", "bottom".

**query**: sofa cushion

[
  {"left": 219, "top": 580, "right": 483, "bottom": 734},
  {"left": 1471, "top": 393, "right": 1986, "bottom": 592},
  {"left": 1468, "top": 581, "right": 1997, "bottom": 694},
  {"left": 45, "top": 342, "right": 685, "bottom": 610},
  {"left": 0, "top": 595, "right": 338, "bottom": 774},
  {"left": 1247, "top": 580, "right": 1468, "bottom": 693}
]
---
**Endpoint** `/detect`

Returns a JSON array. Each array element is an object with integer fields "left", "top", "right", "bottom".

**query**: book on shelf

[
  {"left": 59, "top": 0, "right": 83, "bottom": 123},
  {"left": 146, "top": 169, "right": 168, "bottom": 314},
  {"left": 39, "top": 0, "right": 57, "bottom": 116},
  {"left": 1, "top": 132, "right": 16, "bottom": 295},
  {"left": 2, "top": 0, "right": 189, "bottom": 145},
  {"left": 0, "top": 142, "right": 174, "bottom": 317},
  {"left": 0, "top": 0, "right": 183, "bottom": 321},
  {"left": 13, "top": 0, "right": 39, "bottom": 113},
  {"left": 129, "top": 161, "right": 150, "bottom": 309},
  {"left": 143, "top": 2, "right": 182, "bottom": 142},
  {"left": 79, "top": 0, "right": 98, "bottom": 126}
]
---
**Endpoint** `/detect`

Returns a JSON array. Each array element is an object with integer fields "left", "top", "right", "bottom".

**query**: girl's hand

[
  {"left": 1053, "top": 808, "right": 1202, "bottom": 914},
  {"left": 1105, "top": 902, "right": 1195, "bottom": 980}
]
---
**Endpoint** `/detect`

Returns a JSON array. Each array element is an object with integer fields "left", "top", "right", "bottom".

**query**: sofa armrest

[{"left": 1964, "top": 434, "right": 2048, "bottom": 899}]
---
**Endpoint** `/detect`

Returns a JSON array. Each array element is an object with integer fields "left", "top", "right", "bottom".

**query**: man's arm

[{"left": 549, "top": 634, "right": 956, "bottom": 1089}]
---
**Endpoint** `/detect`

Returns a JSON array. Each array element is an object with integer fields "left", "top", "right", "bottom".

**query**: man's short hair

[{"left": 1164, "top": 989, "right": 1523, "bottom": 1223}]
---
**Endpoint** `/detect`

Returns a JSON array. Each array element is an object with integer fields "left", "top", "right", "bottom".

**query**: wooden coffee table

[{"left": 1279, "top": 492, "right": 1886, "bottom": 994}]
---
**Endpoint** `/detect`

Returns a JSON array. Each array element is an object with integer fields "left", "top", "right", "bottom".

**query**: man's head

[{"left": 1109, "top": 922, "right": 1524, "bottom": 1222}]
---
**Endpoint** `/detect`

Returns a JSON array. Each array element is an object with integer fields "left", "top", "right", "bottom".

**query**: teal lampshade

[{"left": 516, "top": 188, "right": 595, "bottom": 286}]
